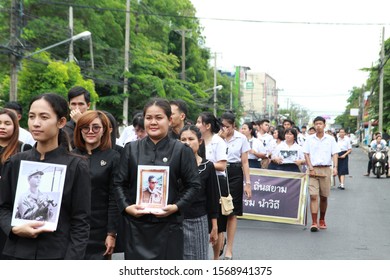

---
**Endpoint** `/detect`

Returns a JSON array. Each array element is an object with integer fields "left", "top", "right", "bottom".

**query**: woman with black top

[
  {"left": 219, "top": 112, "right": 252, "bottom": 260},
  {"left": 179, "top": 125, "right": 219, "bottom": 260},
  {"left": 0, "top": 109, "right": 32, "bottom": 259},
  {"left": 73, "top": 110, "right": 120, "bottom": 259},
  {"left": 113, "top": 98, "right": 201, "bottom": 260},
  {"left": 0, "top": 93, "right": 91, "bottom": 259}
]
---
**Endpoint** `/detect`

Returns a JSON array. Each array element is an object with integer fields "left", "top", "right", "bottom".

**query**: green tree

[{"left": 16, "top": 52, "right": 96, "bottom": 126}]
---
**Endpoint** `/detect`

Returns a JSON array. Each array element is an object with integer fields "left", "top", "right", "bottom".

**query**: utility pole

[
  {"left": 68, "top": 6, "right": 74, "bottom": 62},
  {"left": 230, "top": 81, "right": 233, "bottom": 110},
  {"left": 181, "top": 29, "right": 186, "bottom": 81},
  {"left": 379, "top": 26, "right": 385, "bottom": 133},
  {"left": 9, "top": 0, "right": 22, "bottom": 101},
  {"left": 213, "top": 52, "right": 217, "bottom": 116},
  {"left": 123, "top": 0, "right": 130, "bottom": 126},
  {"left": 175, "top": 29, "right": 191, "bottom": 81}
]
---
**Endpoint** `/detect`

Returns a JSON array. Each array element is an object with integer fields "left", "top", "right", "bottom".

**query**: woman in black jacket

[
  {"left": 113, "top": 98, "right": 201, "bottom": 260},
  {"left": 0, "top": 93, "right": 91, "bottom": 260},
  {"left": 73, "top": 110, "right": 120, "bottom": 259}
]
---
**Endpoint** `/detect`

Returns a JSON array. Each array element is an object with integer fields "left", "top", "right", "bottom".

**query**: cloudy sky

[{"left": 190, "top": 0, "right": 390, "bottom": 119}]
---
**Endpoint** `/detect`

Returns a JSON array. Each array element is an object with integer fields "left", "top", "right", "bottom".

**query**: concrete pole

[
  {"left": 213, "top": 52, "right": 217, "bottom": 116},
  {"left": 68, "top": 6, "right": 74, "bottom": 62},
  {"left": 379, "top": 26, "right": 385, "bottom": 133},
  {"left": 123, "top": 0, "right": 130, "bottom": 126}
]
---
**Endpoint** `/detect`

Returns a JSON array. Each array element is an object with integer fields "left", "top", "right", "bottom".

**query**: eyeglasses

[{"left": 80, "top": 125, "right": 102, "bottom": 134}]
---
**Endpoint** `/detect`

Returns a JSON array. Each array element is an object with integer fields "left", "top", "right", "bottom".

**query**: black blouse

[
  {"left": 0, "top": 146, "right": 91, "bottom": 259},
  {"left": 113, "top": 136, "right": 201, "bottom": 223},
  {"left": 183, "top": 159, "right": 219, "bottom": 220}
]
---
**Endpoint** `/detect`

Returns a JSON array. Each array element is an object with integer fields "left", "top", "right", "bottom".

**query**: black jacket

[
  {"left": 72, "top": 147, "right": 120, "bottom": 256},
  {"left": 114, "top": 136, "right": 202, "bottom": 223},
  {"left": 0, "top": 146, "right": 91, "bottom": 259}
]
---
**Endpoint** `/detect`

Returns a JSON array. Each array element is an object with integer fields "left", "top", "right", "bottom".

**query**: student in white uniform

[
  {"left": 196, "top": 111, "right": 227, "bottom": 260},
  {"left": 336, "top": 128, "right": 352, "bottom": 189},
  {"left": 303, "top": 116, "right": 340, "bottom": 232},
  {"left": 219, "top": 112, "right": 251, "bottom": 260},
  {"left": 240, "top": 122, "right": 267, "bottom": 168}
]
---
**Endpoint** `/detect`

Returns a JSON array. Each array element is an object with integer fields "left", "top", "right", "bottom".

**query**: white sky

[{"left": 190, "top": 0, "right": 390, "bottom": 119}]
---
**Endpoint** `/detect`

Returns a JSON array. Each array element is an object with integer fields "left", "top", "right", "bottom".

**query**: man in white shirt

[
  {"left": 4, "top": 101, "right": 36, "bottom": 146},
  {"left": 303, "top": 116, "right": 340, "bottom": 232},
  {"left": 255, "top": 119, "right": 273, "bottom": 168}
]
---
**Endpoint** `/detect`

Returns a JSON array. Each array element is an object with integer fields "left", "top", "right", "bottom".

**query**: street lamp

[
  {"left": 10, "top": 31, "right": 92, "bottom": 101},
  {"left": 24, "top": 31, "right": 91, "bottom": 58}
]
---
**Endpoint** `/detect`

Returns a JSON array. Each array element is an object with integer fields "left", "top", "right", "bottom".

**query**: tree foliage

[{"left": 0, "top": 0, "right": 237, "bottom": 126}]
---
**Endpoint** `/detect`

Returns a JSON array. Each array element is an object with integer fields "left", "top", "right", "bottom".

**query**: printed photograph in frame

[
  {"left": 11, "top": 160, "right": 67, "bottom": 231},
  {"left": 136, "top": 165, "right": 169, "bottom": 213}
]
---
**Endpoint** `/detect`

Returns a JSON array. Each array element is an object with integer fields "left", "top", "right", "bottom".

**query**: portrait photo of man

[{"left": 142, "top": 175, "right": 163, "bottom": 204}]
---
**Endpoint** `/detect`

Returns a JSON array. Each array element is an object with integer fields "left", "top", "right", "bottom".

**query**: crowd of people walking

[{"left": 0, "top": 86, "right": 388, "bottom": 260}]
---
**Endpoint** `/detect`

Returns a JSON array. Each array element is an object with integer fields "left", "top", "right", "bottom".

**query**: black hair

[
  {"left": 243, "top": 122, "right": 257, "bottom": 138},
  {"left": 179, "top": 125, "right": 202, "bottom": 141},
  {"left": 293, "top": 125, "right": 301, "bottom": 133},
  {"left": 256, "top": 119, "right": 270, "bottom": 126},
  {"left": 220, "top": 111, "right": 235, "bottom": 126},
  {"left": 143, "top": 98, "right": 172, "bottom": 119},
  {"left": 132, "top": 112, "right": 144, "bottom": 129},
  {"left": 274, "top": 126, "right": 285, "bottom": 141},
  {"left": 101, "top": 110, "right": 119, "bottom": 148},
  {"left": 170, "top": 99, "right": 188, "bottom": 119},
  {"left": 29, "top": 93, "right": 70, "bottom": 151},
  {"left": 4, "top": 101, "right": 23, "bottom": 115},
  {"left": 198, "top": 111, "right": 222, "bottom": 134},
  {"left": 284, "top": 127, "right": 298, "bottom": 143},
  {"left": 67, "top": 86, "right": 91, "bottom": 103},
  {"left": 148, "top": 175, "right": 156, "bottom": 182},
  {"left": 283, "top": 119, "right": 293, "bottom": 126},
  {"left": 313, "top": 116, "right": 326, "bottom": 124}
]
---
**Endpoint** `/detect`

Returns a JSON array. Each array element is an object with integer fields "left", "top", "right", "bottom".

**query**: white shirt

[
  {"left": 118, "top": 125, "right": 136, "bottom": 147},
  {"left": 273, "top": 141, "right": 305, "bottom": 164},
  {"left": 337, "top": 136, "right": 352, "bottom": 152},
  {"left": 206, "top": 134, "right": 227, "bottom": 176},
  {"left": 257, "top": 132, "right": 273, "bottom": 151},
  {"left": 247, "top": 137, "right": 267, "bottom": 160},
  {"left": 225, "top": 130, "right": 250, "bottom": 162},
  {"left": 297, "top": 133, "right": 306, "bottom": 146},
  {"left": 303, "top": 133, "right": 340, "bottom": 166},
  {"left": 19, "top": 127, "right": 36, "bottom": 146}
]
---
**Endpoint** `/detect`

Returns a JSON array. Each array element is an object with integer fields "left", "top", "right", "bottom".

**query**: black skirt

[{"left": 337, "top": 151, "right": 349, "bottom": 175}]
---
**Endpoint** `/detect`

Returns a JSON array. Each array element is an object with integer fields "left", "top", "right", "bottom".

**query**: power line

[{"left": 37, "top": 1, "right": 390, "bottom": 26}]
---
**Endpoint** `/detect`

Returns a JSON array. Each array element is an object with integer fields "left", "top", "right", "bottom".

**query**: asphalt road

[
  {"left": 113, "top": 147, "right": 390, "bottom": 260},
  {"left": 230, "top": 146, "right": 390, "bottom": 260}
]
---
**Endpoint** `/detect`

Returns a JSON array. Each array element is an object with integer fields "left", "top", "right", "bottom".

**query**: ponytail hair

[{"left": 198, "top": 112, "right": 222, "bottom": 134}]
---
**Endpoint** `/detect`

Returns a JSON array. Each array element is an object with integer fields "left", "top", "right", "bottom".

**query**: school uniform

[
  {"left": 113, "top": 136, "right": 201, "bottom": 260},
  {"left": 72, "top": 147, "right": 120, "bottom": 260},
  {"left": 0, "top": 146, "right": 91, "bottom": 259}
]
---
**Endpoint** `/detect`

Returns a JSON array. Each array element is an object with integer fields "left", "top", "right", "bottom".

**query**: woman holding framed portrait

[{"left": 113, "top": 98, "right": 201, "bottom": 260}]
